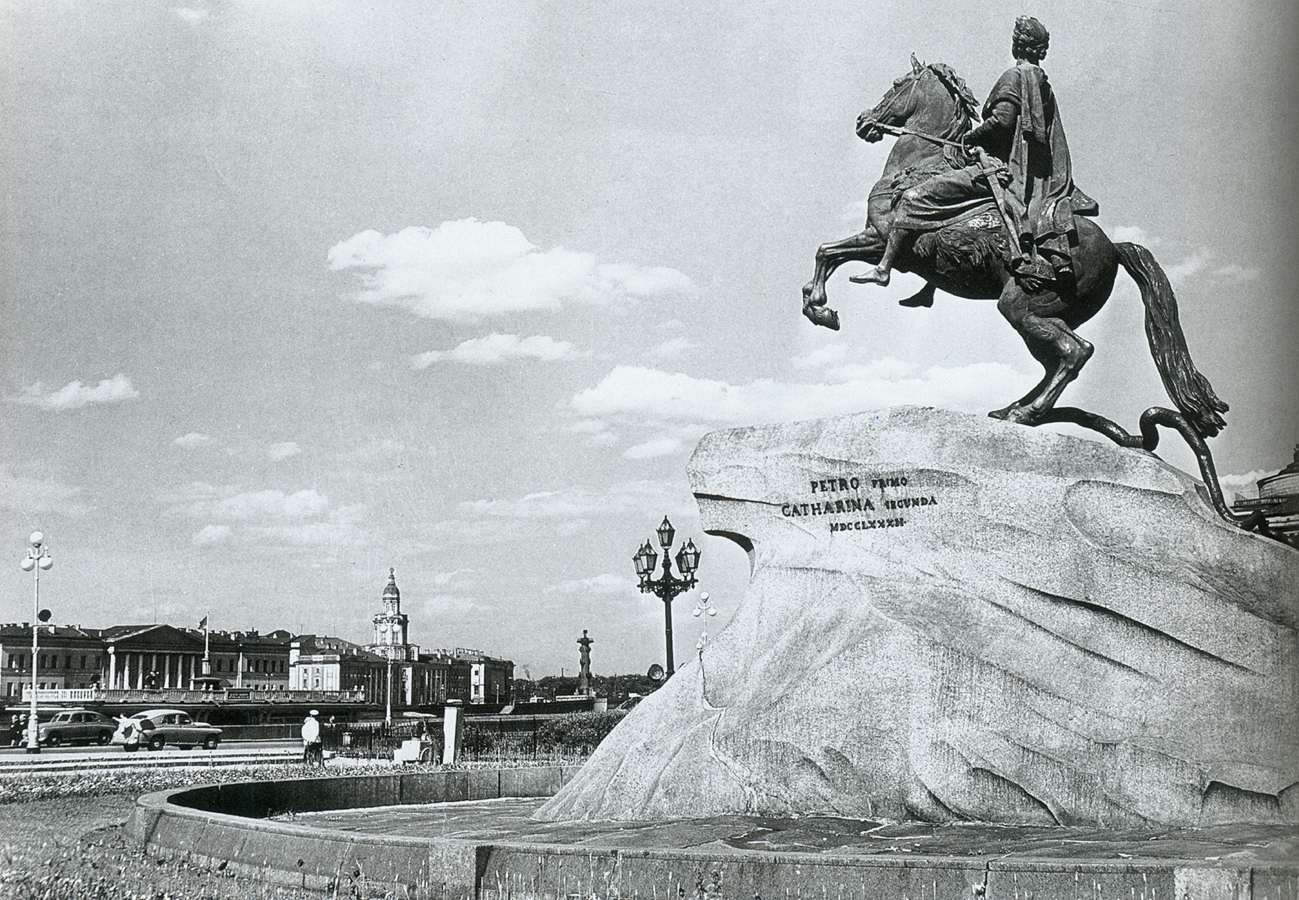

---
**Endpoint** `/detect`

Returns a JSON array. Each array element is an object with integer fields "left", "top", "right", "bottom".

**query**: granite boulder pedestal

[{"left": 538, "top": 407, "right": 1299, "bottom": 827}]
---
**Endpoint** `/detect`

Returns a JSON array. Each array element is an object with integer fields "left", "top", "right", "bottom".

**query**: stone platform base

[
  {"left": 130, "top": 770, "right": 1299, "bottom": 899},
  {"left": 541, "top": 407, "right": 1299, "bottom": 826}
]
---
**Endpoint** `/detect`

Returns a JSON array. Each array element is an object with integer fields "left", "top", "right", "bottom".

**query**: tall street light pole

[
  {"left": 19, "top": 532, "right": 53, "bottom": 754},
  {"left": 633, "top": 516, "right": 700, "bottom": 677},
  {"left": 385, "top": 621, "right": 399, "bottom": 725}
]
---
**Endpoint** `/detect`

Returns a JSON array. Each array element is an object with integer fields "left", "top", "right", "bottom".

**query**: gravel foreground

[{"left": 0, "top": 795, "right": 325, "bottom": 900}]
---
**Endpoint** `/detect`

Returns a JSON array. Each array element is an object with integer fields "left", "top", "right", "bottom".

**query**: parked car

[
  {"left": 112, "top": 708, "right": 222, "bottom": 751},
  {"left": 37, "top": 709, "right": 117, "bottom": 747}
]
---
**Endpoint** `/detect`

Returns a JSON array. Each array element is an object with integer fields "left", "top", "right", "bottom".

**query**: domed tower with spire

[{"left": 368, "top": 568, "right": 413, "bottom": 661}]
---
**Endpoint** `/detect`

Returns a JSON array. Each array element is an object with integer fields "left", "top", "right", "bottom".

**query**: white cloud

[
  {"left": 328, "top": 219, "right": 692, "bottom": 321},
  {"left": 457, "top": 480, "right": 689, "bottom": 522},
  {"left": 165, "top": 481, "right": 367, "bottom": 549},
  {"left": 430, "top": 568, "right": 478, "bottom": 588},
  {"left": 1110, "top": 225, "right": 1151, "bottom": 245},
  {"left": 1217, "top": 468, "right": 1274, "bottom": 500},
  {"left": 568, "top": 419, "right": 609, "bottom": 435},
  {"left": 623, "top": 436, "right": 684, "bottom": 460},
  {"left": 1210, "top": 263, "right": 1260, "bottom": 283},
  {"left": 192, "top": 524, "right": 232, "bottom": 546},
  {"left": 9, "top": 374, "right": 139, "bottom": 411},
  {"left": 650, "top": 337, "right": 694, "bottom": 359},
  {"left": 792, "top": 344, "right": 850, "bottom": 370},
  {"left": 411, "top": 333, "right": 576, "bottom": 368},
  {"left": 0, "top": 467, "right": 88, "bottom": 517},
  {"left": 173, "top": 432, "right": 214, "bottom": 449},
  {"left": 1163, "top": 249, "right": 1211, "bottom": 284},
  {"left": 1218, "top": 469, "right": 1273, "bottom": 489},
  {"left": 243, "top": 508, "right": 366, "bottom": 547},
  {"left": 267, "top": 441, "right": 302, "bottom": 461},
  {"left": 544, "top": 573, "right": 634, "bottom": 597},
  {"left": 338, "top": 438, "right": 411, "bottom": 464},
  {"left": 822, "top": 356, "right": 921, "bottom": 384},
  {"left": 568, "top": 418, "right": 618, "bottom": 448},
  {"left": 171, "top": 6, "right": 209, "bottom": 22},
  {"left": 571, "top": 361, "right": 1029, "bottom": 426},
  {"left": 166, "top": 483, "right": 331, "bottom": 522}
]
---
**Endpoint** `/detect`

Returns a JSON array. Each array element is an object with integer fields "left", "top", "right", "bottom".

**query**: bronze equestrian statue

[{"left": 801, "top": 18, "right": 1273, "bottom": 533}]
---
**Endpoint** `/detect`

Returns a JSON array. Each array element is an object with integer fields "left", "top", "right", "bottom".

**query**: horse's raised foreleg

[
  {"left": 991, "top": 287, "right": 1094, "bottom": 423},
  {"left": 802, "top": 230, "right": 883, "bottom": 330}
]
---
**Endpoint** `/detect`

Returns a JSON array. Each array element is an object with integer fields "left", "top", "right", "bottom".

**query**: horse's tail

[{"left": 1114, "top": 241, "right": 1229, "bottom": 438}]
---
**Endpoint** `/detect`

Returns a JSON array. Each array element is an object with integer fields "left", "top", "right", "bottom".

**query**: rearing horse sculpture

[{"left": 800, "top": 58, "right": 1269, "bottom": 532}]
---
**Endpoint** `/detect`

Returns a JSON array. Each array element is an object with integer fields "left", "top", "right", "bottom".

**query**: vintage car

[
  {"left": 112, "top": 708, "right": 222, "bottom": 751},
  {"left": 36, "top": 708, "right": 117, "bottom": 746}
]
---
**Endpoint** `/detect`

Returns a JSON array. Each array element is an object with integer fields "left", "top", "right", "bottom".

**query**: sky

[{"left": 2, "top": 1, "right": 1295, "bottom": 678}]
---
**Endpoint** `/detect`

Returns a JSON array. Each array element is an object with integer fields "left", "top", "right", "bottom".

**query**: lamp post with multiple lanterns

[
  {"left": 19, "top": 532, "right": 53, "bottom": 754},
  {"left": 632, "top": 516, "right": 700, "bottom": 677}
]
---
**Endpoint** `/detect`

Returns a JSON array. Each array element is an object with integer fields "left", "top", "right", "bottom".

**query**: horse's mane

[{"left": 926, "top": 62, "right": 980, "bottom": 124}]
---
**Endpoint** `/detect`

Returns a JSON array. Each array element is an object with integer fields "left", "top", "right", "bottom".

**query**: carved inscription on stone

[{"left": 780, "top": 473, "right": 939, "bottom": 532}]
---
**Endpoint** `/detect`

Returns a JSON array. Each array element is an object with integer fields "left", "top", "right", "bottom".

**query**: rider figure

[{"left": 859, "top": 16, "right": 1096, "bottom": 289}]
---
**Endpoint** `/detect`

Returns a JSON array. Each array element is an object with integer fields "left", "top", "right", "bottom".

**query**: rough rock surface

[{"left": 537, "top": 407, "right": 1299, "bottom": 826}]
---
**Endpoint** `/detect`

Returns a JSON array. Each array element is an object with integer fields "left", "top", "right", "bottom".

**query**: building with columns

[
  {"left": 1, "top": 568, "right": 514, "bottom": 708},
  {"left": 0, "top": 623, "right": 293, "bottom": 696}
]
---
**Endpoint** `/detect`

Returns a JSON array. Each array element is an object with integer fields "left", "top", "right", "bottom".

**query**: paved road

[
  {"left": 0, "top": 740, "right": 302, "bottom": 773},
  {"left": 0, "top": 739, "right": 298, "bottom": 759}
]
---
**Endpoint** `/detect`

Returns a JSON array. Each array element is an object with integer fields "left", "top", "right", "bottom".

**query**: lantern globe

[
  {"left": 656, "top": 516, "right": 675, "bottom": 549},
  {"left": 20, "top": 557, "right": 34, "bottom": 572},
  {"left": 681, "top": 539, "right": 700, "bottom": 573}
]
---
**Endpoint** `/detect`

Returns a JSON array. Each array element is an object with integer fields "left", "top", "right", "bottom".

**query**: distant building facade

[
  {"left": 0, "top": 623, "right": 292, "bottom": 696},
  {"left": 454, "top": 648, "right": 514, "bottom": 705},
  {"left": 289, "top": 572, "right": 514, "bottom": 709},
  {"left": 1231, "top": 446, "right": 1299, "bottom": 547},
  {"left": 0, "top": 624, "right": 104, "bottom": 699},
  {"left": 289, "top": 634, "right": 387, "bottom": 699},
  {"left": 1, "top": 569, "right": 514, "bottom": 709}
]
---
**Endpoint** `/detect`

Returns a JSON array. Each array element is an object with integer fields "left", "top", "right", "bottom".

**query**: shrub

[{"left": 534, "top": 710, "right": 627, "bottom": 754}]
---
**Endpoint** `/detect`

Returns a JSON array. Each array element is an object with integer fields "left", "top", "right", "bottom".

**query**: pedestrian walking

[{"left": 301, "top": 709, "right": 323, "bottom": 766}]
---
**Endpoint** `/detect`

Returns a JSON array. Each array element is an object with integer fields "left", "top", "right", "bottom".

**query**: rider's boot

[
  {"left": 849, "top": 227, "right": 914, "bottom": 287},
  {"left": 852, "top": 266, "right": 891, "bottom": 286}
]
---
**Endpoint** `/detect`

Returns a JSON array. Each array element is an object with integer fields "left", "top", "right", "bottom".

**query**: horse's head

[{"left": 856, "top": 55, "right": 978, "bottom": 143}]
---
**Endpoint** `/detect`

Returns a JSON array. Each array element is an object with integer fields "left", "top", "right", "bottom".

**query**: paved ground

[
  {"left": 0, "top": 740, "right": 298, "bottom": 760},
  {"left": 288, "top": 797, "right": 1299, "bottom": 866}
]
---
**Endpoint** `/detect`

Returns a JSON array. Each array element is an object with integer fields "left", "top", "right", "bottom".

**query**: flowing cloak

[{"left": 982, "top": 61, "right": 1088, "bottom": 243}]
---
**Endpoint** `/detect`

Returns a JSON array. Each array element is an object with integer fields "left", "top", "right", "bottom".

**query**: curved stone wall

[
  {"left": 129, "top": 765, "right": 1299, "bottom": 899},
  {"left": 128, "top": 766, "right": 578, "bottom": 897}
]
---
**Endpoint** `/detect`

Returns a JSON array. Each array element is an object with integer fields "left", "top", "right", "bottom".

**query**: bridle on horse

[{"left": 863, "top": 70, "right": 923, "bottom": 134}]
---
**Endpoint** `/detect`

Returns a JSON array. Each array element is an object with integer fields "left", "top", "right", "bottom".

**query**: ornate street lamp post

[
  {"left": 633, "top": 516, "right": 700, "bottom": 677},
  {"left": 19, "top": 532, "right": 53, "bottom": 754}
]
